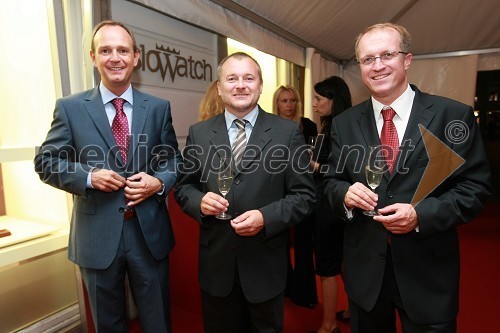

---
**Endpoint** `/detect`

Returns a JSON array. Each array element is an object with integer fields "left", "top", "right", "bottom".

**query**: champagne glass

[
  {"left": 308, "top": 136, "right": 317, "bottom": 150},
  {"left": 308, "top": 136, "right": 317, "bottom": 161},
  {"left": 363, "top": 145, "right": 386, "bottom": 216},
  {"left": 216, "top": 157, "right": 233, "bottom": 220}
]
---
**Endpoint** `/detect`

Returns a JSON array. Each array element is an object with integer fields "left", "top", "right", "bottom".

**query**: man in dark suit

[
  {"left": 174, "top": 52, "right": 315, "bottom": 332},
  {"left": 34, "top": 20, "right": 180, "bottom": 332},
  {"left": 323, "top": 23, "right": 491, "bottom": 333}
]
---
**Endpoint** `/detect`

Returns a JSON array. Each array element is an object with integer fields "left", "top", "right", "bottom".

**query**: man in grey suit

[
  {"left": 323, "top": 23, "right": 491, "bottom": 333},
  {"left": 35, "top": 20, "right": 180, "bottom": 333},
  {"left": 174, "top": 52, "right": 315, "bottom": 332}
]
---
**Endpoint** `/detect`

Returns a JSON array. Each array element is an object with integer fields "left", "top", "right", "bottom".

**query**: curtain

[
  {"left": 304, "top": 48, "right": 340, "bottom": 124},
  {"left": 478, "top": 52, "right": 500, "bottom": 71},
  {"left": 409, "top": 55, "right": 478, "bottom": 106},
  {"left": 131, "top": 0, "right": 305, "bottom": 66}
]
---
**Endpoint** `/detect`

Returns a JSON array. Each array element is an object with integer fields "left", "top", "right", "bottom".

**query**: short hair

[
  {"left": 354, "top": 22, "right": 411, "bottom": 61},
  {"left": 217, "top": 52, "right": 263, "bottom": 83},
  {"left": 91, "top": 20, "right": 139, "bottom": 54}
]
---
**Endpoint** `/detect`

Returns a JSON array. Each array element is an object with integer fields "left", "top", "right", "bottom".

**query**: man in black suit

[
  {"left": 174, "top": 52, "right": 315, "bottom": 332},
  {"left": 323, "top": 23, "right": 491, "bottom": 333}
]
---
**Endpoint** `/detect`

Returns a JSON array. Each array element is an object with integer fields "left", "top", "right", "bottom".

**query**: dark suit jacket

[
  {"left": 323, "top": 85, "right": 491, "bottom": 324},
  {"left": 174, "top": 108, "right": 316, "bottom": 303},
  {"left": 35, "top": 86, "right": 180, "bottom": 269},
  {"left": 300, "top": 116, "right": 318, "bottom": 142}
]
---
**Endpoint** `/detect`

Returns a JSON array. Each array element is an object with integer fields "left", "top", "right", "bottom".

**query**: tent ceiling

[{"left": 210, "top": 0, "right": 500, "bottom": 63}]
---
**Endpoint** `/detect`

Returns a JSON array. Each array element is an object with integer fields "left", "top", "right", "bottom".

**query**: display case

[
  {"left": 0, "top": 1, "right": 80, "bottom": 331},
  {"left": 0, "top": 154, "right": 71, "bottom": 267}
]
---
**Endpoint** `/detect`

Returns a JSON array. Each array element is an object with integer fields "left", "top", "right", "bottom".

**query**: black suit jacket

[
  {"left": 174, "top": 108, "right": 316, "bottom": 303},
  {"left": 323, "top": 85, "right": 491, "bottom": 324},
  {"left": 300, "top": 116, "right": 318, "bottom": 141}
]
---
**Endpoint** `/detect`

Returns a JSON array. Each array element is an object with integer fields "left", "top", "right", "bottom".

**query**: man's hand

[
  {"left": 200, "top": 192, "right": 229, "bottom": 216},
  {"left": 373, "top": 203, "right": 418, "bottom": 234},
  {"left": 124, "top": 172, "right": 162, "bottom": 206},
  {"left": 91, "top": 168, "right": 126, "bottom": 192},
  {"left": 230, "top": 210, "right": 264, "bottom": 237},
  {"left": 344, "top": 182, "right": 378, "bottom": 212}
]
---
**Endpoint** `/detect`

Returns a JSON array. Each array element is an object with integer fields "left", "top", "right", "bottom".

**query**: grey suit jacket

[
  {"left": 35, "top": 86, "right": 180, "bottom": 269},
  {"left": 174, "top": 108, "right": 316, "bottom": 303},
  {"left": 323, "top": 85, "right": 491, "bottom": 324}
]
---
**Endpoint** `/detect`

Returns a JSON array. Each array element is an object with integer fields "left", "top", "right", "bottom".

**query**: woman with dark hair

[{"left": 311, "top": 76, "right": 352, "bottom": 333}]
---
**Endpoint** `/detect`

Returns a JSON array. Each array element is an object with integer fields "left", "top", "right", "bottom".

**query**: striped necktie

[{"left": 232, "top": 119, "right": 247, "bottom": 167}]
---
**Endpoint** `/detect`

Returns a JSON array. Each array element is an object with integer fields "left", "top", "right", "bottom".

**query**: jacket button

[{"left": 387, "top": 191, "right": 394, "bottom": 198}]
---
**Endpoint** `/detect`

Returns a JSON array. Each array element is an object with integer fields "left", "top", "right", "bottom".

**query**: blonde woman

[
  {"left": 198, "top": 80, "right": 224, "bottom": 121},
  {"left": 273, "top": 85, "right": 317, "bottom": 137},
  {"left": 273, "top": 85, "right": 318, "bottom": 308}
]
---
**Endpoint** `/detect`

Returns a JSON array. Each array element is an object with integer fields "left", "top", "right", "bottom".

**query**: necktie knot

[
  {"left": 234, "top": 119, "right": 246, "bottom": 131},
  {"left": 112, "top": 98, "right": 125, "bottom": 113},
  {"left": 382, "top": 107, "right": 396, "bottom": 121}
]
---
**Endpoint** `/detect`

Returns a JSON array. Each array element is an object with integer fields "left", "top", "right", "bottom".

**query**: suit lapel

[
  {"left": 128, "top": 89, "right": 149, "bottom": 168},
  {"left": 208, "top": 109, "right": 272, "bottom": 176},
  {"left": 357, "top": 100, "right": 380, "bottom": 148},
  {"left": 239, "top": 108, "right": 272, "bottom": 175},
  {"left": 83, "top": 88, "right": 120, "bottom": 161},
  {"left": 209, "top": 114, "right": 232, "bottom": 162},
  {"left": 356, "top": 101, "right": 397, "bottom": 181},
  {"left": 393, "top": 86, "right": 435, "bottom": 176}
]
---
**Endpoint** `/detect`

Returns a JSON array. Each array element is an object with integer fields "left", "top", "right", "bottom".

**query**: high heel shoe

[{"left": 336, "top": 309, "right": 350, "bottom": 322}]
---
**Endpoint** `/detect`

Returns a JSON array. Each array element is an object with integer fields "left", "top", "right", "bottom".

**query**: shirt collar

[
  {"left": 99, "top": 83, "right": 134, "bottom": 106},
  {"left": 371, "top": 84, "right": 414, "bottom": 120},
  {"left": 224, "top": 105, "right": 259, "bottom": 130}
]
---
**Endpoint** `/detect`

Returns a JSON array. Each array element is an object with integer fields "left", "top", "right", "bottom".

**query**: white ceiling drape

[
  {"left": 132, "top": 0, "right": 305, "bottom": 66},
  {"left": 478, "top": 53, "right": 500, "bottom": 72},
  {"left": 409, "top": 55, "right": 479, "bottom": 107}
]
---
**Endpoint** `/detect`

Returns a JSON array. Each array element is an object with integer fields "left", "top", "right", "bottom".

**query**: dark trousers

[
  {"left": 80, "top": 217, "right": 171, "bottom": 333},
  {"left": 286, "top": 213, "right": 317, "bottom": 307},
  {"left": 349, "top": 246, "right": 456, "bottom": 333},
  {"left": 201, "top": 273, "right": 285, "bottom": 333}
]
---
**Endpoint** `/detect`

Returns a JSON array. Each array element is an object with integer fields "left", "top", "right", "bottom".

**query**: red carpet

[
  {"left": 456, "top": 202, "right": 500, "bottom": 332},
  {"left": 126, "top": 199, "right": 499, "bottom": 332}
]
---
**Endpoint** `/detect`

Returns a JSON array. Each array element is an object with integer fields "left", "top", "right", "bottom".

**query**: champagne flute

[
  {"left": 308, "top": 136, "right": 317, "bottom": 150},
  {"left": 308, "top": 136, "right": 317, "bottom": 161},
  {"left": 363, "top": 145, "right": 386, "bottom": 216},
  {"left": 216, "top": 157, "right": 233, "bottom": 220}
]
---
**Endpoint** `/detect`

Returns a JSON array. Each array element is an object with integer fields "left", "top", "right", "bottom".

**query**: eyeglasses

[{"left": 358, "top": 51, "right": 408, "bottom": 66}]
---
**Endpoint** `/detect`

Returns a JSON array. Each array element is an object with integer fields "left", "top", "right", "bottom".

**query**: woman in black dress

[
  {"left": 311, "top": 76, "right": 352, "bottom": 333},
  {"left": 273, "top": 85, "right": 318, "bottom": 308}
]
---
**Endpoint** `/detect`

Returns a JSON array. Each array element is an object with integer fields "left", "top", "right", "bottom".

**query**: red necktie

[
  {"left": 381, "top": 107, "right": 399, "bottom": 173},
  {"left": 111, "top": 98, "right": 129, "bottom": 164}
]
